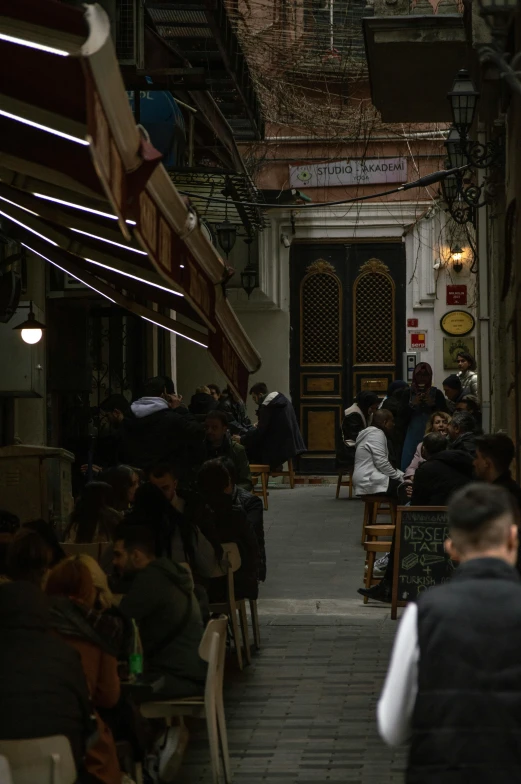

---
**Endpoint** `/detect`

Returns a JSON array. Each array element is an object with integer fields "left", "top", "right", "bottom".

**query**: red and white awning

[{"left": 0, "top": 0, "right": 261, "bottom": 399}]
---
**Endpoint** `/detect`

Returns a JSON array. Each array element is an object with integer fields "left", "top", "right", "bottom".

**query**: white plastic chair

[
  {"left": 0, "top": 756, "right": 13, "bottom": 784},
  {"left": 140, "top": 614, "right": 231, "bottom": 783},
  {"left": 209, "top": 542, "right": 251, "bottom": 669},
  {"left": 0, "top": 736, "right": 76, "bottom": 784}
]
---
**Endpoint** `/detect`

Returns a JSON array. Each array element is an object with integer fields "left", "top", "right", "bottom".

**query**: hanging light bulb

[{"left": 13, "top": 301, "right": 46, "bottom": 344}]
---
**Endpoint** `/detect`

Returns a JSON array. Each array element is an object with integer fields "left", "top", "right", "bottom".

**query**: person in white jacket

[{"left": 353, "top": 409, "right": 404, "bottom": 497}]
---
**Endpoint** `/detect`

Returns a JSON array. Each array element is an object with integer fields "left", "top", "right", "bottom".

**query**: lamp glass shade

[
  {"left": 216, "top": 222, "right": 237, "bottom": 256},
  {"left": 451, "top": 245, "right": 464, "bottom": 262},
  {"left": 21, "top": 327, "right": 43, "bottom": 344},
  {"left": 441, "top": 172, "right": 459, "bottom": 205},
  {"left": 447, "top": 70, "right": 479, "bottom": 132},
  {"left": 445, "top": 127, "right": 467, "bottom": 170},
  {"left": 241, "top": 266, "right": 258, "bottom": 298}
]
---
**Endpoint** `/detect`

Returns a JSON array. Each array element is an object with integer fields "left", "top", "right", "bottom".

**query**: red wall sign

[
  {"left": 407, "top": 318, "right": 418, "bottom": 327},
  {"left": 447, "top": 285, "right": 467, "bottom": 306},
  {"left": 410, "top": 332, "right": 427, "bottom": 349}
]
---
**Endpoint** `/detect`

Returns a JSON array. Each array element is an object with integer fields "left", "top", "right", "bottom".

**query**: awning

[{"left": 0, "top": 0, "right": 261, "bottom": 399}]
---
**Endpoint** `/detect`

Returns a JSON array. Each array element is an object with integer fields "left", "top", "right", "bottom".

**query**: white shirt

[{"left": 377, "top": 602, "right": 419, "bottom": 746}]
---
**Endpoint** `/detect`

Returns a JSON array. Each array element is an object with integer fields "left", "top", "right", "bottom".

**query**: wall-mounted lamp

[
  {"left": 13, "top": 300, "right": 45, "bottom": 344},
  {"left": 240, "top": 237, "right": 258, "bottom": 298},
  {"left": 451, "top": 245, "right": 464, "bottom": 273}
]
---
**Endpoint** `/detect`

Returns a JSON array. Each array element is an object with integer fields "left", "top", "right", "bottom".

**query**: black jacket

[
  {"left": 241, "top": 392, "right": 306, "bottom": 469},
  {"left": 0, "top": 582, "right": 93, "bottom": 769},
  {"left": 450, "top": 431, "right": 477, "bottom": 459},
  {"left": 188, "top": 392, "right": 218, "bottom": 422},
  {"left": 493, "top": 472, "right": 521, "bottom": 514},
  {"left": 409, "top": 557, "right": 521, "bottom": 783},
  {"left": 217, "top": 397, "right": 252, "bottom": 436},
  {"left": 411, "top": 450, "right": 474, "bottom": 506},
  {"left": 232, "top": 485, "right": 266, "bottom": 582},
  {"left": 120, "top": 400, "right": 204, "bottom": 475}
]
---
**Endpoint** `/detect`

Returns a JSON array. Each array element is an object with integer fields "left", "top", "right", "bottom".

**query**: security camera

[
  {"left": 281, "top": 233, "right": 291, "bottom": 249},
  {"left": 433, "top": 259, "right": 442, "bottom": 271}
]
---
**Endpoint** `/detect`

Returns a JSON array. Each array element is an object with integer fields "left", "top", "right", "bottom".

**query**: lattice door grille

[
  {"left": 301, "top": 272, "right": 341, "bottom": 364},
  {"left": 355, "top": 272, "right": 394, "bottom": 363}
]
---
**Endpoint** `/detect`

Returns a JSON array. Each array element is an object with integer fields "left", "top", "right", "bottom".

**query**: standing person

[
  {"left": 46, "top": 558, "right": 123, "bottom": 784},
  {"left": 204, "top": 410, "right": 252, "bottom": 491},
  {"left": 353, "top": 410, "right": 404, "bottom": 498},
  {"left": 473, "top": 433, "right": 521, "bottom": 511},
  {"left": 443, "top": 374, "right": 470, "bottom": 413},
  {"left": 342, "top": 391, "right": 380, "bottom": 460},
  {"left": 235, "top": 382, "right": 306, "bottom": 470},
  {"left": 404, "top": 411, "right": 451, "bottom": 483},
  {"left": 457, "top": 350, "right": 478, "bottom": 396},
  {"left": 0, "top": 581, "right": 94, "bottom": 778},
  {"left": 120, "top": 376, "right": 204, "bottom": 477},
  {"left": 378, "top": 483, "right": 521, "bottom": 782},
  {"left": 447, "top": 411, "right": 478, "bottom": 458},
  {"left": 399, "top": 363, "right": 447, "bottom": 470}
]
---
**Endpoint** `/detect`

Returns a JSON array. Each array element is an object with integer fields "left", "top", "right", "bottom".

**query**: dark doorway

[{"left": 290, "top": 242, "right": 406, "bottom": 473}]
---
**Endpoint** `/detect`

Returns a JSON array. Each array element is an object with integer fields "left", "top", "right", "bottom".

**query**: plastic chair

[
  {"left": 0, "top": 736, "right": 76, "bottom": 784},
  {"left": 249, "top": 598, "right": 261, "bottom": 650},
  {"left": 0, "top": 756, "right": 13, "bottom": 784},
  {"left": 209, "top": 543, "right": 251, "bottom": 669},
  {"left": 140, "top": 615, "right": 231, "bottom": 784}
]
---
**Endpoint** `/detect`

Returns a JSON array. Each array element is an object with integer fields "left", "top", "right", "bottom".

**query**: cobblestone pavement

[{"left": 179, "top": 486, "right": 406, "bottom": 783}]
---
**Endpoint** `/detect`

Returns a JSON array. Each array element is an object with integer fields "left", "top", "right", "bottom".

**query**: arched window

[
  {"left": 354, "top": 258, "right": 395, "bottom": 364},
  {"left": 300, "top": 260, "right": 341, "bottom": 365}
]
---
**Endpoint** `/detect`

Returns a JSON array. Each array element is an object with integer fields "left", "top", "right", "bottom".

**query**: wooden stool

[
  {"left": 250, "top": 464, "right": 270, "bottom": 510},
  {"left": 335, "top": 466, "right": 353, "bottom": 499},
  {"left": 270, "top": 458, "right": 296, "bottom": 489},
  {"left": 360, "top": 495, "right": 397, "bottom": 545},
  {"left": 362, "top": 540, "right": 390, "bottom": 604}
]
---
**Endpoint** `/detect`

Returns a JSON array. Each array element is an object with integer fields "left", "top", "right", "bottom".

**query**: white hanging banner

[{"left": 289, "top": 158, "right": 408, "bottom": 189}]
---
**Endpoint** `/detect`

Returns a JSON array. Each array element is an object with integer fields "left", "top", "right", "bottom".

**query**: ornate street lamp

[
  {"left": 216, "top": 220, "right": 237, "bottom": 258},
  {"left": 447, "top": 70, "right": 479, "bottom": 137},
  {"left": 445, "top": 127, "right": 467, "bottom": 170},
  {"left": 451, "top": 245, "right": 464, "bottom": 273},
  {"left": 441, "top": 169, "right": 459, "bottom": 206}
]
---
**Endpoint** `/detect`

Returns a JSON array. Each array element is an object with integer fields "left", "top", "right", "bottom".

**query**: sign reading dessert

[{"left": 289, "top": 158, "right": 408, "bottom": 188}]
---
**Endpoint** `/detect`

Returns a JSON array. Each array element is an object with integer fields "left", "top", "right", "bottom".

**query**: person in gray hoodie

[
  {"left": 114, "top": 525, "right": 207, "bottom": 698},
  {"left": 120, "top": 376, "right": 204, "bottom": 479}
]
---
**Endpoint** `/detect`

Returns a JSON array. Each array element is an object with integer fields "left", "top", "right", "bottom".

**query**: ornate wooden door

[{"left": 290, "top": 242, "right": 405, "bottom": 473}]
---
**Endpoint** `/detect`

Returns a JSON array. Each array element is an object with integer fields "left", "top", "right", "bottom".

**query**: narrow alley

[{"left": 181, "top": 486, "right": 406, "bottom": 783}]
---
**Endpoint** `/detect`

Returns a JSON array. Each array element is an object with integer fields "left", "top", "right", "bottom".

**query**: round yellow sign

[{"left": 440, "top": 310, "right": 475, "bottom": 337}]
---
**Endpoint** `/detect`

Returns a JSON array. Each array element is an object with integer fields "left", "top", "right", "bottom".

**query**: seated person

[
  {"left": 131, "top": 473, "right": 220, "bottom": 580},
  {"left": 341, "top": 391, "right": 380, "bottom": 464},
  {"left": 205, "top": 410, "right": 252, "bottom": 491},
  {"left": 352, "top": 410, "right": 404, "bottom": 498},
  {"left": 219, "top": 457, "right": 267, "bottom": 583},
  {"left": 46, "top": 558, "right": 123, "bottom": 784},
  {"left": 3, "top": 529, "right": 53, "bottom": 587},
  {"left": 113, "top": 525, "right": 207, "bottom": 698},
  {"left": 410, "top": 432, "right": 474, "bottom": 506},
  {"left": 236, "top": 382, "right": 306, "bottom": 470},
  {"left": 100, "top": 464, "right": 141, "bottom": 512},
  {"left": 455, "top": 394, "right": 482, "bottom": 429},
  {"left": 0, "top": 581, "right": 94, "bottom": 778},
  {"left": 188, "top": 385, "right": 219, "bottom": 422},
  {"left": 196, "top": 459, "right": 260, "bottom": 602},
  {"left": 23, "top": 519, "right": 66, "bottom": 567},
  {"left": 217, "top": 385, "right": 253, "bottom": 436},
  {"left": 448, "top": 411, "right": 478, "bottom": 458},
  {"left": 404, "top": 411, "right": 451, "bottom": 483},
  {"left": 443, "top": 374, "right": 470, "bottom": 413},
  {"left": 65, "top": 481, "right": 122, "bottom": 544}
]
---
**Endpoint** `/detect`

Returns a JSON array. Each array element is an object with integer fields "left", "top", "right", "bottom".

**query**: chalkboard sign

[{"left": 391, "top": 506, "right": 455, "bottom": 620}]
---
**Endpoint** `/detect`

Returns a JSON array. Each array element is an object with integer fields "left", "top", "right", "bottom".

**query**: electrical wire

[{"left": 179, "top": 164, "right": 471, "bottom": 210}]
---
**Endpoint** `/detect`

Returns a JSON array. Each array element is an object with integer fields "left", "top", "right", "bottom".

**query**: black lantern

[
  {"left": 451, "top": 245, "right": 464, "bottom": 273},
  {"left": 13, "top": 300, "right": 46, "bottom": 344},
  {"left": 441, "top": 171, "right": 459, "bottom": 205},
  {"left": 240, "top": 237, "right": 258, "bottom": 298},
  {"left": 447, "top": 70, "right": 479, "bottom": 136},
  {"left": 216, "top": 221, "right": 237, "bottom": 257},
  {"left": 445, "top": 127, "right": 467, "bottom": 170}
]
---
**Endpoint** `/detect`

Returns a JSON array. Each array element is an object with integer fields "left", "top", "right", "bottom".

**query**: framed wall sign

[
  {"left": 446, "top": 285, "right": 467, "bottom": 306},
  {"left": 443, "top": 336, "right": 476, "bottom": 370},
  {"left": 440, "top": 310, "right": 475, "bottom": 337}
]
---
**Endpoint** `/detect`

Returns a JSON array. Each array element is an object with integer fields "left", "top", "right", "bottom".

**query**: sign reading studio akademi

[{"left": 289, "top": 158, "right": 408, "bottom": 189}]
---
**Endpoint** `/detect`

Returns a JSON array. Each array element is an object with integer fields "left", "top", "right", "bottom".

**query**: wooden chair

[
  {"left": 0, "top": 736, "right": 76, "bottom": 784},
  {"left": 269, "top": 458, "right": 296, "bottom": 489},
  {"left": 359, "top": 495, "right": 397, "bottom": 545},
  {"left": 335, "top": 466, "right": 353, "bottom": 499},
  {"left": 362, "top": 524, "right": 395, "bottom": 605},
  {"left": 209, "top": 543, "right": 251, "bottom": 669},
  {"left": 249, "top": 464, "right": 270, "bottom": 510},
  {"left": 140, "top": 615, "right": 231, "bottom": 784}
]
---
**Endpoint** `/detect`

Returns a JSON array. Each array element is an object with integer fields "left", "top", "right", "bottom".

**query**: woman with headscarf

[
  {"left": 341, "top": 391, "right": 380, "bottom": 463},
  {"left": 398, "top": 362, "right": 447, "bottom": 471}
]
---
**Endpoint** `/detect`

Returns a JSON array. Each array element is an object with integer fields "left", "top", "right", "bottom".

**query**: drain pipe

[{"left": 477, "top": 135, "right": 491, "bottom": 432}]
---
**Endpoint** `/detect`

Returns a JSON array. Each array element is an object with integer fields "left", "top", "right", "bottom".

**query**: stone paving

[{"left": 180, "top": 486, "right": 407, "bottom": 783}]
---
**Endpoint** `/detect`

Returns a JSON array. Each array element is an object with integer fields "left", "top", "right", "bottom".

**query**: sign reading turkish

[
  {"left": 408, "top": 330, "right": 428, "bottom": 350},
  {"left": 289, "top": 158, "right": 408, "bottom": 189},
  {"left": 446, "top": 285, "right": 467, "bottom": 306}
]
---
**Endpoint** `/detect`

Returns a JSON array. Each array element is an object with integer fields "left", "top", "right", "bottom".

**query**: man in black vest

[{"left": 378, "top": 483, "right": 521, "bottom": 782}]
